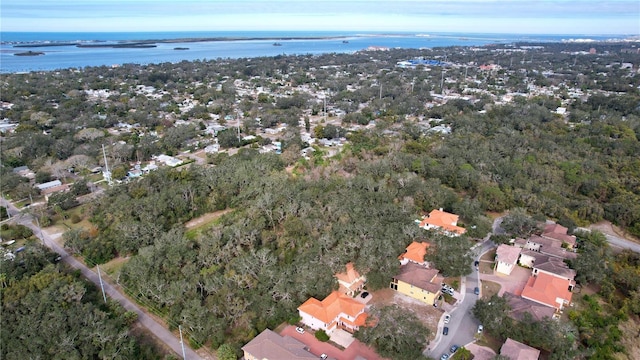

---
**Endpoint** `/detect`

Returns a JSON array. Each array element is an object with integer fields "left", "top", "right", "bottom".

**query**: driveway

[
  {"left": 281, "top": 326, "right": 386, "bottom": 360},
  {"left": 480, "top": 265, "right": 531, "bottom": 296}
]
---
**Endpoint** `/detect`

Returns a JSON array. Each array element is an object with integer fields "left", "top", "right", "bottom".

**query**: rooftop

[
  {"left": 521, "top": 272, "right": 573, "bottom": 310},
  {"left": 500, "top": 338, "right": 540, "bottom": 360},
  {"left": 393, "top": 262, "right": 442, "bottom": 294},
  {"left": 298, "top": 291, "right": 367, "bottom": 326},
  {"left": 496, "top": 244, "right": 522, "bottom": 265},
  {"left": 242, "top": 329, "right": 317, "bottom": 360}
]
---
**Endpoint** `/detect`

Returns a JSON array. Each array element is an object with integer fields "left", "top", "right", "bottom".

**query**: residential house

[
  {"left": 541, "top": 223, "right": 577, "bottom": 248},
  {"left": 41, "top": 183, "right": 72, "bottom": 202},
  {"left": 521, "top": 272, "right": 574, "bottom": 311},
  {"left": 242, "top": 329, "right": 317, "bottom": 360},
  {"left": 36, "top": 180, "right": 62, "bottom": 191},
  {"left": 334, "top": 262, "right": 366, "bottom": 297},
  {"left": 500, "top": 338, "right": 540, "bottom": 360},
  {"left": 298, "top": 291, "right": 367, "bottom": 334},
  {"left": 418, "top": 208, "right": 466, "bottom": 236},
  {"left": 532, "top": 257, "right": 576, "bottom": 282},
  {"left": 398, "top": 241, "right": 430, "bottom": 266},
  {"left": 391, "top": 262, "right": 443, "bottom": 305},
  {"left": 516, "top": 235, "right": 577, "bottom": 261},
  {"left": 495, "top": 244, "right": 522, "bottom": 275},
  {"left": 504, "top": 292, "right": 556, "bottom": 322}
]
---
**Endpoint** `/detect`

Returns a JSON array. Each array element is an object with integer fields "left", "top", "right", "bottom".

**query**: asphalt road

[
  {"left": 426, "top": 240, "right": 495, "bottom": 358},
  {"left": 577, "top": 227, "right": 640, "bottom": 253},
  {"left": 1, "top": 198, "right": 203, "bottom": 360}
]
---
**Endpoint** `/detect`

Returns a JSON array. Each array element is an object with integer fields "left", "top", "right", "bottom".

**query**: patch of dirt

[
  {"left": 369, "top": 289, "right": 441, "bottom": 335},
  {"left": 184, "top": 209, "right": 232, "bottom": 229}
]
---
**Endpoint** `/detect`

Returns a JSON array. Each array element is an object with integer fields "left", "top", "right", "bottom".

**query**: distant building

[{"left": 36, "top": 180, "right": 62, "bottom": 191}]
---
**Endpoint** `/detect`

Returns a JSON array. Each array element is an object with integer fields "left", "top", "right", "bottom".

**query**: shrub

[{"left": 315, "top": 329, "right": 330, "bottom": 342}]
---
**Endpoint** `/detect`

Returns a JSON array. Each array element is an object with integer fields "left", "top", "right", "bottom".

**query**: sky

[{"left": 1, "top": 0, "right": 639, "bottom": 35}]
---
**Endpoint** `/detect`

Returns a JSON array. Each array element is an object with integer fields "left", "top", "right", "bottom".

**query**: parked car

[
  {"left": 443, "top": 314, "right": 451, "bottom": 324},
  {"left": 474, "top": 260, "right": 479, "bottom": 267},
  {"left": 320, "top": 354, "right": 328, "bottom": 360},
  {"left": 440, "top": 354, "right": 449, "bottom": 360},
  {"left": 474, "top": 287, "right": 480, "bottom": 295},
  {"left": 443, "top": 327, "right": 449, "bottom": 335},
  {"left": 296, "top": 327, "right": 305, "bottom": 334},
  {"left": 360, "top": 291, "right": 369, "bottom": 298},
  {"left": 477, "top": 324, "right": 484, "bottom": 333},
  {"left": 450, "top": 345, "right": 459, "bottom": 353}
]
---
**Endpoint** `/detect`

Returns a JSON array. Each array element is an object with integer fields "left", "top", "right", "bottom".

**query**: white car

[
  {"left": 296, "top": 327, "right": 305, "bottom": 334},
  {"left": 443, "top": 314, "right": 451, "bottom": 324},
  {"left": 320, "top": 354, "right": 328, "bottom": 360},
  {"left": 477, "top": 324, "right": 483, "bottom": 333}
]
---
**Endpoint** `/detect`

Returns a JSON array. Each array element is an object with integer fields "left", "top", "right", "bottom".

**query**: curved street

[{"left": 1, "top": 198, "right": 204, "bottom": 360}]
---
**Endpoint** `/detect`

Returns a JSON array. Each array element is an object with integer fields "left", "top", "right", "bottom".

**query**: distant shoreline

[{"left": 11, "top": 36, "right": 351, "bottom": 48}]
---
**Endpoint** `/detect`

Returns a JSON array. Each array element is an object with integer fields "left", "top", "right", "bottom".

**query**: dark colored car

[
  {"left": 474, "top": 260, "right": 479, "bottom": 267},
  {"left": 474, "top": 287, "right": 480, "bottom": 295},
  {"left": 443, "top": 327, "right": 449, "bottom": 335},
  {"left": 450, "top": 345, "right": 459, "bottom": 353},
  {"left": 360, "top": 291, "right": 369, "bottom": 298}
]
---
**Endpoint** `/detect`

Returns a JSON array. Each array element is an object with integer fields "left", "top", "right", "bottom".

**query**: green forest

[{"left": 0, "top": 244, "right": 164, "bottom": 359}]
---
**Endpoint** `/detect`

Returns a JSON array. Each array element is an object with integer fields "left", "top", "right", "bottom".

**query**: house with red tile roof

[
  {"left": 541, "top": 223, "right": 577, "bottom": 248},
  {"left": 500, "top": 338, "right": 540, "bottom": 360},
  {"left": 242, "top": 329, "right": 317, "bottom": 360},
  {"left": 521, "top": 272, "right": 574, "bottom": 311},
  {"left": 418, "top": 208, "right": 466, "bottom": 236},
  {"left": 335, "top": 262, "right": 366, "bottom": 297},
  {"left": 390, "top": 262, "right": 443, "bottom": 305},
  {"left": 495, "top": 244, "right": 522, "bottom": 275},
  {"left": 398, "top": 241, "right": 430, "bottom": 266},
  {"left": 298, "top": 291, "right": 368, "bottom": 334}
]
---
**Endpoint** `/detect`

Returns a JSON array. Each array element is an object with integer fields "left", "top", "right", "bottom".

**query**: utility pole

[
  {"left": 179, "top": 325, "right": 187, "bottom": 360},
  {"left": 102, "top": 144, "right": 113, "bottom": 186},
  {"left": 96, "top": 265, "right": 107, "bottom": 303},
  {"left": 29, "top": 193, "right": 44, "bottom": 245},
  {"left": 323, "top": 90, "right": 327, "bottom": 123},
  {"left": 440, "top": 69, "right": 445, "bottom": 95}
]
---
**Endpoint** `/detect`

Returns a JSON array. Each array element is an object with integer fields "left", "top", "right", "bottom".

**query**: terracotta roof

[
  {"left": 500, "top": 338, "right": 540, "bottom": 360},
  {"left": 298, "top": 291, "right": 366, "bottom": 325},
  {"left": 521, "top": 272, "right": 573, "bottom": 310},
  {"left": 394, "top": 262, "right": 442, "bottom": 293},
  {"left": 399, "top": 241, "right": 430, "bottom": 263},
  {"left": 504, "top": 292, "right": 556, "bottom": 322},
  {"left": 242, "top": 329, "right": 317, "bottom": 360},
  {"left": 335, "top": 262, "right": 361, "bottom": 284},
  {"left": 534, "top": 258, "right": 576, "bottom": 280},
  {"left": 419, "top": 209, "right": 466, "bottom": 235},
  {"left": 496, "top": 244, "right": 521, "bottom": 265}
]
